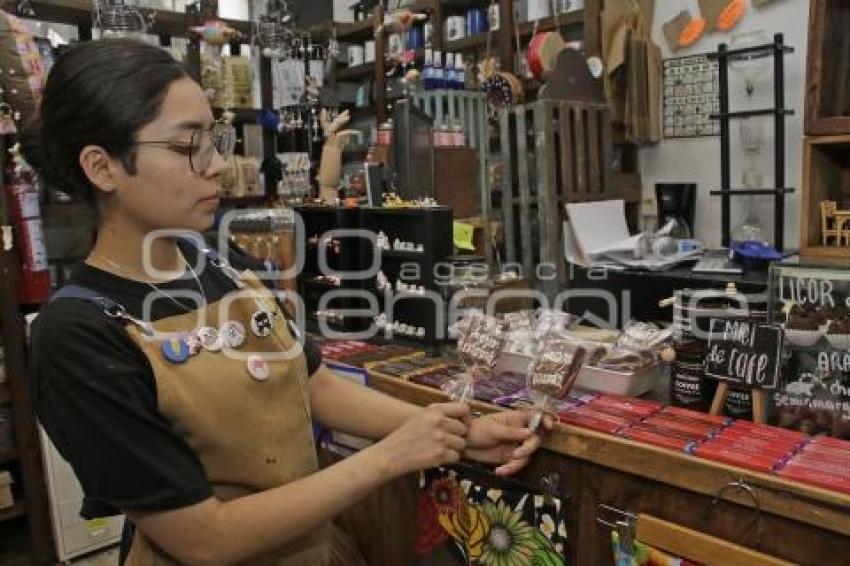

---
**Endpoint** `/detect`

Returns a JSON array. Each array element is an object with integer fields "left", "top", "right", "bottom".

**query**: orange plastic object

[
  {"left": 679, "top": 17, "right": 706, "bottom": 48},
  {"left": 717, "top": 0, "right": 746, "bottom": 32}
]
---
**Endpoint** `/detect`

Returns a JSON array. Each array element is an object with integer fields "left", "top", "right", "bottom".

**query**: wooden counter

[{"left": 367, "top": 369, "right": 850, "bottom": 566}]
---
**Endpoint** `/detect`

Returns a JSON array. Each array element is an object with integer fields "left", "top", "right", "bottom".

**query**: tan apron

[{"left": 122, "top": 271, "right": 330, "bottom": 565}]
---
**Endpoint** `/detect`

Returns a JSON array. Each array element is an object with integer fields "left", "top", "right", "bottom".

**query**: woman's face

[{"left": 108, "top": 77, "right": 226, "bottom": 234}]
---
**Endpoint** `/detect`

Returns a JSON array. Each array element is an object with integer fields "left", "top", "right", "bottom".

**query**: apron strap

[
  {"left": 50, "top": 283, "right": 123, "bottom": 311},
  {"left": 50, "top": 284, "right": 153, "bottom": 335}
]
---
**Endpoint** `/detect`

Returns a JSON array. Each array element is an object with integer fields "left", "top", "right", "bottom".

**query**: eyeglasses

[{"left": 131, "top": 124, "right": 236, "bottom": 174}]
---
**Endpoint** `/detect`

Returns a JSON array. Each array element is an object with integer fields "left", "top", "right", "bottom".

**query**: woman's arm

[
  {"left": 308, "top": 365, "right": 551, "bottom": 475},
  {"left": 129, "top": 401, "right": 470, "bottom": 566},
  {"left": 308, "top": 364, "right": 422, "bottom": 439}
]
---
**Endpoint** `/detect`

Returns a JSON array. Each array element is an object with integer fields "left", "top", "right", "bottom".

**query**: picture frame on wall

[{"left": 662, "top": 53, "right": 720, "bottom": 139}]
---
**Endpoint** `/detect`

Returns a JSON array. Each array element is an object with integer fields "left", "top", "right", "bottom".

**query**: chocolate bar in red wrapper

[
  {"left": 643, "top": 415, "right": 721, "bottom": 439},
  {"left": 558, "top": 411, "right": 627, "bottom": 435},
  {"left": 702, "top": 437, "right": 797, "bottom": 460},
  {"left": 692, "top": 444, "right": 781, "bottom": 473},
  {"left": 781, "top": 457, "right": 850, "bottom": 478},
  {"left": 808, "top": 436, "right": 850, "bottom": 453},
  {"left": 659, "top": 406, "right": 732, "bottom": 427},
  {"left": 727, "top": 420, "right": 809, "bottom": 441},
  {"left": 716, "top": 427, "right": 806, "bottom": 449},
  {"left": 622, "top": 426, "right": 698, "bottom": 452},
  {"left": 589, "top": 394, "right": 663, "bottom": 415},
  {"left": 777, "top": 464, "right": 850, "bottom": 495},
  {"left": 798, "top": 442, "right": 850, "bottom": 463},
  {"left": 572, "top": 405, "right": 639, "bottom": 427}
]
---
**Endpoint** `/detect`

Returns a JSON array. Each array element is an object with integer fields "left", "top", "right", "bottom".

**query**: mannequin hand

[
  {"left": 324, "top": 129, "right": 360, "bottom": 148},
  {"left": 464, "top": 410, "right": 553, "bottom": 476},
  {"left": 372, "top": 402, "right": 470, "bottom": 479},
  {"left": 320, "top": 108, "right": 351, "bottom": 135}
]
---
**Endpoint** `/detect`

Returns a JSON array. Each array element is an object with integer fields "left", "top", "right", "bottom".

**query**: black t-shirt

[{"left": 29, "top": 240, "right": 323, "bottom": 519}]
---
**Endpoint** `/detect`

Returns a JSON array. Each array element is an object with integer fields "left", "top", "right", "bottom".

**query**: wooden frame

[
  {"left": 804, "top": 0, "right": 850, "bottom": 136},
  {"left": 499, "top": 100, "right": 615, "bottom": 300},
  {"left": 799, "top": 134, "right": 850, "bottom": 259},
  {"left": 635, "top": 514, "right": 794, "bottom": 566}
]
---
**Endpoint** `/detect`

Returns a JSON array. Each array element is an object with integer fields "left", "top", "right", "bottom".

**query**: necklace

[{"left": 88, "top": 249, "right": 208, "bottom": 314}]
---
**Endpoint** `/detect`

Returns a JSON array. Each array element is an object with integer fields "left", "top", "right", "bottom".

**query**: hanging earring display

[
  {"left": 212, "top": 110, "right": 237, "bottom": 160},
  {"left": 0, "top": 104, "right": 17, "bottom": 135}
]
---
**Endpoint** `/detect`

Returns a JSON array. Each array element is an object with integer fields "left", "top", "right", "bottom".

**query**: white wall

[{"left": 638, "top": 0, "right": 809, "bottom": 249}]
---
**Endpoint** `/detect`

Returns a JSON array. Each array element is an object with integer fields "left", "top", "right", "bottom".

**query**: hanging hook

[{"left": 712, "top": 478, "right": 762, "bottom": 543}]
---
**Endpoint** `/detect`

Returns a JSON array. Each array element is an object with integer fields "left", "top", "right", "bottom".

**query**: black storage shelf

[
  {"left": 294, "top": 206, "right": 453, "bottom": 345},
  {"left": 709, "top": 108, "right": 794, "bottom": 120},
  {"left": 707, "top": 43, "right": 793, "bottom": 60},
  {"left": 710, "top": 188, "right": 796, "bottom": 196},
  {"left": 380, "top": 250, "right": 427, "bottom": 260},
  {"left": 711, "top": 33, "right": 794, "bottom": 252}
]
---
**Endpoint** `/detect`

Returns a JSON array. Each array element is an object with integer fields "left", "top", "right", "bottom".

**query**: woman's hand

[
  {"left": 463, "top": 410, "right": 553, "bottom": 476},
  {"left": 370, "top": 402, "right": 470, "bottom": 479}
]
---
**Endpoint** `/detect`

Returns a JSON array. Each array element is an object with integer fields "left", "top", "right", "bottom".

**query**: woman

[{"left": 27, "top": 39, "right": 548, "bottom": 565}]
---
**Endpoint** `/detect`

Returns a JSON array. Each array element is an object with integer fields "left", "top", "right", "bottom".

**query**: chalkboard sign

[{"left": 704, "top": 318, "right": 784, "bottom": 390}]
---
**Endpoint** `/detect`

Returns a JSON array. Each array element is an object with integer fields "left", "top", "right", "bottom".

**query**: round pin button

[
  {"left": 197, "top": 326, "right": 222, "bottom": 352},
  {"left": 184, "top": 333, "right": 203, "bottom": 356},
  {"left": 250, "top": 310, "right": 274, "bottom": 337},
  {"left": 246, "top": 355, "right": 270, "bottom": 381},
  {"left": 220, "top": 320, "right": 247, "bottom": 349},
  {"left": 161, "top": 337, "right": 190, "bottom": 364}
]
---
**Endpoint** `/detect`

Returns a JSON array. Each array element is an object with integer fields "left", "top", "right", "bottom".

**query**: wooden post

[
  {"left": 0, "top": 250, "right": 56, "bottom": 564},
  {"left": 709, "top": 382, "right": 730, "bottom": 417},
  {"left": 751, "top": 389, "right": 767, "bottom": 424}
]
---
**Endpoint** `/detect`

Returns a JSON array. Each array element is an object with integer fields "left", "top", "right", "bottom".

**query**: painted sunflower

[{"left": 479, "top": 500, "right": 539, "bottom": 566}]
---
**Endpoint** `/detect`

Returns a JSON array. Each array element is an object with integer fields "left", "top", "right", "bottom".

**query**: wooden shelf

[
  {"left": 336, "top": 63, "right": 375, "bottom": 82},
  {"left": 29, "top": 0, "right": 252, "bottom": 38},
  {"left": 518, "top": 11, "right": 584, "bottom": 38},
  {"left": 446, "top": 33, "right": 492, "bottom": 52},
  {"left": 0, "top": 500, "right": 26, "bottom": 523},
  {"left": 213, "top": 107, "right": 260, "bottom": 124},
  {"left": 335, "top": 18, "right": 375, "bottom": 43}
]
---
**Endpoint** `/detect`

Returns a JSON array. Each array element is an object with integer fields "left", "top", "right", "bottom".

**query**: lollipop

[
  {"left": 527, "top": 332, "right": 603, "bottom": 430},
  {"left": 445, "top": 312, "right": 506, "bottom": 403}
]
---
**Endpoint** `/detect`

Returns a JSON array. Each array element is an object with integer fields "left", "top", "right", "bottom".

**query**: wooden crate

[
  {"left": 498, "top": 100, "right": 616, "bottom": 300},
  {"left": 799, "top": 135, "right": 850, "bottom": 259},
  {"left": 804, "top": 0, "right": 850, "bottom": 136}
]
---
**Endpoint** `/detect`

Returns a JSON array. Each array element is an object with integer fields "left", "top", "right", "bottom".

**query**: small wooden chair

[{"left": 821, "top": 200, "right": 840, "bottom": 246}]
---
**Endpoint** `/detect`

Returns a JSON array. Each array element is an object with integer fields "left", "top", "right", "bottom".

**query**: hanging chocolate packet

[{"left": 445, "top": 312, "right": 506, "bottom": 403}]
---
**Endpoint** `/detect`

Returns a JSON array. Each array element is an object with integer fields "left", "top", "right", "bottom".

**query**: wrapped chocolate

[
  {"left": 526, "top": 330, "right": 602, "bottom": 428},
  {"left": 536, "top": 308, "right": 579, "bottom": 336},
  {"left": 616, "top": 321, "right": 673, "bottom": 353},
  {"left": 530, "top": 337, "right": 588, "bottom": 398},
  {"left": 445, "top": 312, "right": 507, "bottom": 402}
]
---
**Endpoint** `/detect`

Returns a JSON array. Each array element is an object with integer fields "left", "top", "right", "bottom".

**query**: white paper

[{"left": 564, "top": 199, "right": 703, "bottom": 271}]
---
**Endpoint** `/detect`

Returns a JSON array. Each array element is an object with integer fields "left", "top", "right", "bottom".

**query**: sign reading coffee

[{"left": 704, "top": 318, "right": 783, "bottom": 390}]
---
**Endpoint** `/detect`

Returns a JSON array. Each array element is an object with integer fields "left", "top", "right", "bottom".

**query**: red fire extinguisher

[{"left": 4, "top": 159, "right": 50, "bottom": 304}]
